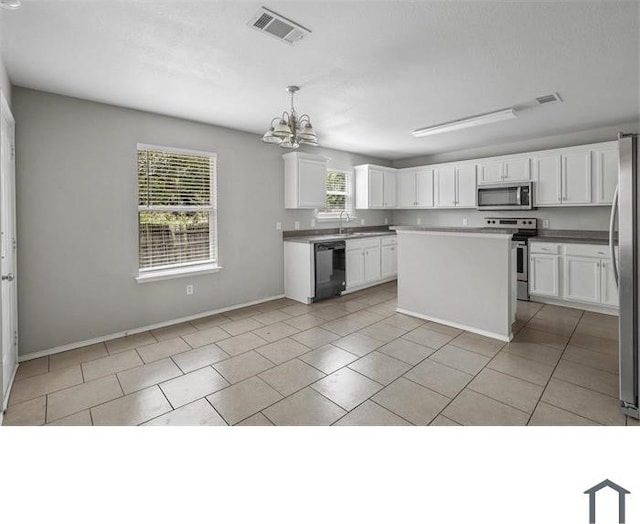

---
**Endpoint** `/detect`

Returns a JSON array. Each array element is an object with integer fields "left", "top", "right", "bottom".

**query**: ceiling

[{"left": 1, "top": 1, "right": 638, "bottom": 160}]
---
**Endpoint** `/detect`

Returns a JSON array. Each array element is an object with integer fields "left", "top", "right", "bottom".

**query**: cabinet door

[
  {"left": 530, "top": 254, "right": 559, "bottom": 296},
  {"left": 364, "top": 245, "right": 381, "bottom": 283},
  {"left": 381, "top": 244, "right": 397, "bottom": 278},
  {"left": 434, "top": 165, "right": 456, "bottom": 207},
  {"left": 455, "top": 164, "right": 477, "bottom": 207},
  {"left": 346, "top": 248, "right": 365, "bottom": 289},
  {"left": 533, "top": 154, "right": 562, "bottom": 206},
  {"left": 601, "top": 259, "right": 619, "bottom": 307},
  {"left": 396, "top": 171, "right": 416, "bottom": 208},
  {"left": 562, "top": 151, "right": 592, "bottom": 205},
  {"left": 564, "top": 256, "right": 601, "bottom": 303},
  {"left": 415, "top": 168, "right": 434, "bottom": 207},
  {"left": 383, "top": 170, "right": 397, "bottom": 208},
  {"left": 595, "top": 148, "right": 618, "bottom": 205},
  {"left": 503, "top": 157, "right": 530, "bottom": 181},
  {"left": 478, "top": 161, "right": 503, "bottom": 183},
  {"left": 296, "top": 158, "right": 327, "bottom": 208},
  {"left": 368, "top": 168, "right": 385, "bottom": 208}
]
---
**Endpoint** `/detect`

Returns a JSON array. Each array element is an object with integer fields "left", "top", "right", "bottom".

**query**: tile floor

[{"left": 2, "top": 282, "right": 631, "bottom": 426}]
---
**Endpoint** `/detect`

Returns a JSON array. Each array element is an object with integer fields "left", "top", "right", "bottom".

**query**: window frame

[
  {"left": 135, "top": 143, "right": 220, "bottom": 283},
  {"left": 315, "top": 167, "right": 356, "bottom": 222}
]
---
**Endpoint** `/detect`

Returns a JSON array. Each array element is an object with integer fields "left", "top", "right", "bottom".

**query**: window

[
  {"left": 316, "top": 169, "right": 354, "bottom": 220},
  {"left": 137, "top": 144, "right": 218, "bottom": 281}
]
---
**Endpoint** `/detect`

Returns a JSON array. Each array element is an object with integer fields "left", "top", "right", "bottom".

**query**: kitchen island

[{"left": 391, "top": 226, "right": 517, "bottom": 341}]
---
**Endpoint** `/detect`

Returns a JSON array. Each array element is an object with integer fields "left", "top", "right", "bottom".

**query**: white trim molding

[{"left": 19, "top": 294, "right": 285, "bottom": 362}]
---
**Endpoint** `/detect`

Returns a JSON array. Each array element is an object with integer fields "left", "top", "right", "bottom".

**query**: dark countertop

[
  {"left": 531, "top": 230, "right": 612, "bottom": 245},
  {"left": 283, "top": 227, "right": 396, "bottom": 244},
  {"left": 390, "top": 226, "right": 514, "bottom": 235}
]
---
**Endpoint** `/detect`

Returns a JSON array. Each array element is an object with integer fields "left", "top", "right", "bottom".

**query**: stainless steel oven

[
  {"left": 477, "top": 182, "right": 533, "bottom": 211},
  {"left": 484, "top": 217, "right": 537, "bottom": 300}
]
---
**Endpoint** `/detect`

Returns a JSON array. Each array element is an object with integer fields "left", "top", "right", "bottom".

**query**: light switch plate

[
  {"left": 360, "top": 218, "right": 365, "bottom": 225},
  {"left": 462, "top": 217, "right": 468, "bottom": 226},
  {"left": 275, "top": 222, "right": 282, "bottom": 230},
  {"left": 310, "top": 218, "right": 316, "bottom": 227},
  {"left": 542, "top": 219, "right": 550, "bottom": 228},
  {"left": 417, "top": 218, "right": 422, "bottom": 225},
  {"left": 294, "top": 221, "right": 300, "bottom": 230},
  {"left": 384, "top": 217, "right": 389, "bottom": 225}
]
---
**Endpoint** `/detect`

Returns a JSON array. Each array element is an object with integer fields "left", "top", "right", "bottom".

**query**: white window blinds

[
  {"left": 137, "top": 145, "right": 217, "bottom": 272},
  {"left": 318, "top": 169, "right": 354, "bottom": 216}
]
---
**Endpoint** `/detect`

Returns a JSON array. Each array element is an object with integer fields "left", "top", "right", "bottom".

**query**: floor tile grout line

[{"left": 524, "top": 307, "right": 585, "bottom": 425}]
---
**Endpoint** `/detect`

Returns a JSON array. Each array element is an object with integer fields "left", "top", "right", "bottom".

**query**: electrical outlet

[
  {"left": 384, "top": 217, "right": 389, "bottom": 225},
  {"left": 462, "top": 217, "right": 468, "bottom": 226},
  {"left": 542, "top": 219, "right": 550, "bottom": 228},
  {"left": 417, "top": 218, "right": 422, "bottom": 225},
  {"left": 310, "top": 218, "right": 316, "bottom": 227},
  {"left": 275, "top": 222, "right": 282, "bottom": 230},
  {"left": 360, "top": 218, "right": 365, "bottom": 225},
  {"left": 186, "top": 284, "right": 194, "bottom": 295},
  {"left": 294, "top": 221, "right": 300, "bottom": 230}
]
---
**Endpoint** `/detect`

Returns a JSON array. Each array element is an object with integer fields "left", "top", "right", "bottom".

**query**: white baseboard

[
  {"left": 2, "top": 363, "right": 18, "bottom": 416},
  {"left": 396, "top": 308, "right": 513, "bottom": 343},
  {"left": 528, "top": 295, "right": 619, "bottom": 316},
  {"left": 19, "top": 294, "right": 285, "bottom": 362}
]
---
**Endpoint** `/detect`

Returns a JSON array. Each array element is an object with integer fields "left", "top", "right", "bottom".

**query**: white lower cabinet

[
  {"left": 530, "top": 241, "right": 618, "bottom": 312},
  {"left": 346, "top": 236, "right": 396, "bottom": 291},
  {"left": 530, "top": 254, "right": 560, "bottom": 297}
]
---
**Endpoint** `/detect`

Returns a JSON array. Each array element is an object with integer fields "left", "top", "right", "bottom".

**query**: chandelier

[{"left": 262, "top": 86, "right": 318, "bottom": 149}]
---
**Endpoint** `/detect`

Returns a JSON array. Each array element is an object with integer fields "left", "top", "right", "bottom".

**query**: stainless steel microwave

[{"left": 477, "top": 182, "right": 533, "bottom": 211}]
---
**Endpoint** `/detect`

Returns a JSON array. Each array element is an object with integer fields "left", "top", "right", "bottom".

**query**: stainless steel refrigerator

[{"left": 616, "top": 133, "right": 640, "bottom": 418}]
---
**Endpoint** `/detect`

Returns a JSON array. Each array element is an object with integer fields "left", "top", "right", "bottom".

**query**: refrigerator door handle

[{"left": 609, "top": 185, "right": 619, "bottom": 288}]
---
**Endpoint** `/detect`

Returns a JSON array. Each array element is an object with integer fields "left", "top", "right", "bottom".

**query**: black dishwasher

[{"left": 314, "top": 241, "right": 346, "bottom": 301}]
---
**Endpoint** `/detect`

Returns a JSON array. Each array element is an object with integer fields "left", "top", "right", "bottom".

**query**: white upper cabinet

[
  {"left": 595, "top": 146, "right": 618, "bottom": 205},
  {"left": 283, "top": 152, "right": 327, "bottom": 209},
  {"left": 355, "top": 165, "right": 396, "bottom": 209},
  {"left": 397, "top": 168, "right": 433, "bottom": 208},
  {"left": 478, "top": 157, "right": 530, "bottom": 184},
  {"left": 532, "top": 153, "right": 562, "bottom": 206},
  {"left": 434, "top": 163, "right": 476, "bottom": 208},
  {"left": 434, "top": 165, "right": 457, "bottom": 207},
  {"left": 455, "top": 164, "right": 477, "bottom": 207},
  {"left": 562, "top": 150, "right": 592, "bottom": 205}
]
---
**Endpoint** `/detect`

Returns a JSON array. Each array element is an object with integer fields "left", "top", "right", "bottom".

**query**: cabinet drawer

[
  {"left": 381, "top": 235, "right": 397, "bottom": 246},
  {"left": 564, "top": 243, "right": 611, "bottom": 258},
  {"left": 347, "top": 237, "right": 381, "bottom": 250},
  {"left": 530, "top": 242, "right": 561, "bottom": 254}
]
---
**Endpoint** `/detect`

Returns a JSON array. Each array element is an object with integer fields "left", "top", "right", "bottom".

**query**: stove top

[{"left": 484, "top": 217, "right": 538, "bottom": 241}]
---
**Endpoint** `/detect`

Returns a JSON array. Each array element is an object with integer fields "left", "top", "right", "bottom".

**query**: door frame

[{"left": 0, "top": 89, "right": 18, "bottom": 415}]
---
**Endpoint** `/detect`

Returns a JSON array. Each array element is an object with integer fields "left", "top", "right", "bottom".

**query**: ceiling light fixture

[
  {"left": 262, "top": 86, "right": 318, "bottom": 149},
  {"left": 412, "top": 108, "right": 518, "bottom": 138},
  {"left": 0, "top": 0, "right": 21, "bottom": 9}
]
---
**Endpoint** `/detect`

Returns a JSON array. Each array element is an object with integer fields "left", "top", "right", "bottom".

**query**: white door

[
  {"left": 455, "top": 164, "right": 477, "bottom": 208},
  {"left": 562, "top": 151, "right": 592, "bottom": 205},
  {"left": 0, "top": 92, "right": 17, "bottom": 410},
  {"left": 364, "top": 245, "right": 381, "bottom": 283},
  {"left": 533, "top": 154, "right": 562, "bottom": 206},
  {"left": 381, "top": 244, "right": 397, "bottom": 278},
  {"left": 297, "top": 158, "right": 327, "bottom": 208},
  {"left": 477, "top": 161, "right": 502, "bottom": 183},
  {"left": 434, "top": 165, "right": 456, "bottom": 207},
  {"left": 595, "top": 148, "right": 618, "bottom": 205},
  {"left": 346, "top": 247, "right": 365, "bottom": 289},
  {"left": 368, "top": 168, "right": 384, "bottom": 208},
  {"left": 503, "top": 157, "right": 530, "bottom": 181},
  {"left": 564, "top": 256, "right": 601, "bottom": 304},
  {"left": 396, "top": 170, "right": 416, "bottom": 208},
  {"left": 415, "top": 168, "right": 433, "bottom": 207},
  {"left": 382, "top": 170, "right": 396, "bottom": 208},
  {"left": 530, "top": 254, "right": 559, "bottom": 296}
]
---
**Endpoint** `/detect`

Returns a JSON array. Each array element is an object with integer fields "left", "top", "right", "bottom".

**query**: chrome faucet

[{"left": 338, "top": 210, "right": 351, "bottom": 235}]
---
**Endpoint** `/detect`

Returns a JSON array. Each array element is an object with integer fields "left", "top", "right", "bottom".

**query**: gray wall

[
  {"left": 392, "top": 206, "right": 612, "bottom": 231},
  {"left": 14, "top": 87, "right": 389, "bottom": 356}
]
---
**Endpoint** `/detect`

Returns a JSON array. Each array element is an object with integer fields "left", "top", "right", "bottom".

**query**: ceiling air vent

[
  {"left": 536, "top": 92, "right": 563, "bottom": 105},
  {"left": 248, "top": 7, "right": 311, "bottom": 45}
]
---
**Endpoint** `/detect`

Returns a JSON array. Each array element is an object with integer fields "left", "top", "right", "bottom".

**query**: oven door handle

[{"left": 516, "top": 187, "right": 522, "bottom": 205}]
